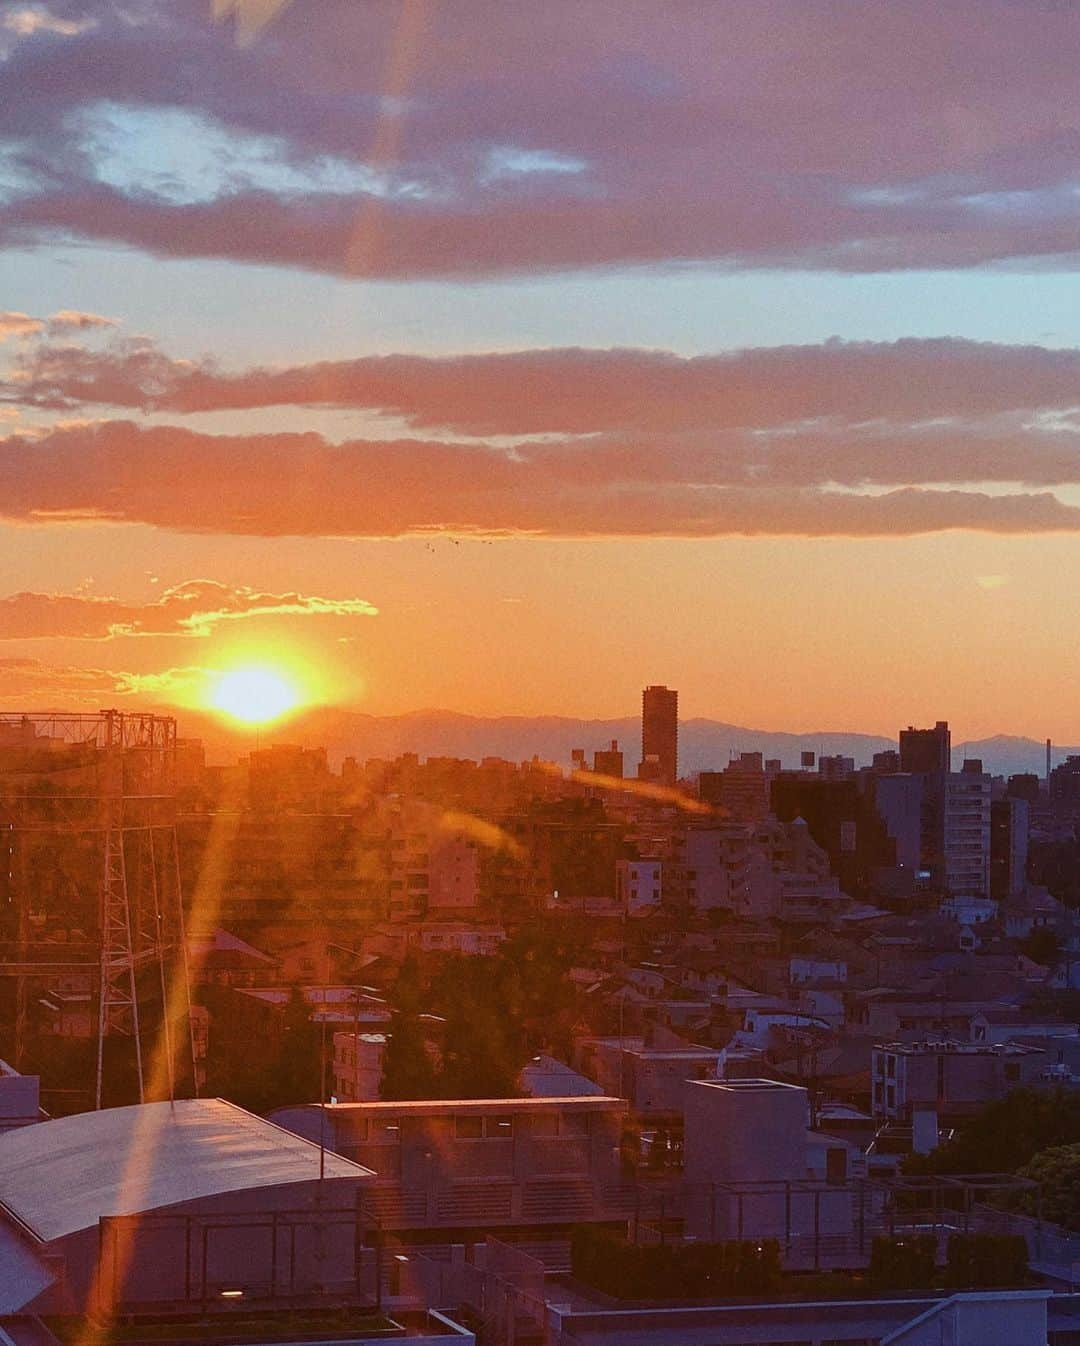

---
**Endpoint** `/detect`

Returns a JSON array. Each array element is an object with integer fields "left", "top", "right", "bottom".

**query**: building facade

[{"left": 639, "top": 685, "right": 678, "bottom": 786}]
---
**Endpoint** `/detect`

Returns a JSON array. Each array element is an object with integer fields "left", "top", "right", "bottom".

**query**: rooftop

[
  {"left": 690, "top": 1077, "right": 806, "bottom": 1095},
  {"left": 284, "top": 1095, "right": 624, "bottom": 1118},
  {"left": 0, "top": 1098, "right": 373, "bottom": 1243},
  {"left": 876, "top": 1038, "right": 1045, "bottom": 1056}
]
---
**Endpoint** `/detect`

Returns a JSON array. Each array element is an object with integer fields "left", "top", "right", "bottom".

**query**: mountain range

[{"left": 177, "top": 707, "right": 1069, "bottom": 781}]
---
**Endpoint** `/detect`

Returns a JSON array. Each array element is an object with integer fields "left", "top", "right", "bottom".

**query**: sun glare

[{"left": 211, "top": 667, "right": 300, "bottom": 724}]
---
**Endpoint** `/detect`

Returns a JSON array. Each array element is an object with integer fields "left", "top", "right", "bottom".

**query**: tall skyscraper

[{"left": 639, "top": 684, "right": 678, "bottom": 785}]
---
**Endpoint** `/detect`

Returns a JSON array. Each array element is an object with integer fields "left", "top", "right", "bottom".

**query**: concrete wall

[
  {"left": 0, "top": 1069, "right": 39, "bottom": 1132},
  {"left": 48, "top": 1176, "right": 370, "bottom": 1314},
  {"left": 684, "top": 1079, "right": 808, "bottom": 1189}
]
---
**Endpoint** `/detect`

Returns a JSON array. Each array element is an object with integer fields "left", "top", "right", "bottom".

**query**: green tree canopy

[
  {"left": 906, "top": 1088, "right": 1080, "bottom": 1176},
  {"left": 1016, "top": 1143, "right": 1080, "bottom": 1231}
]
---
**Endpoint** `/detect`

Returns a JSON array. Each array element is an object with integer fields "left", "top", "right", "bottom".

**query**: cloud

[
  {"left": 0, "top": 654, "right": 314, "bottom": 713},
  {"left": 2, "top": 2, "right": 1080, "bottom": 277},
  {"left": 0, "top": 580, "right": 378, "bottom": 640},
  {"left": 2, "top": 7, "right": 97, "bottom": 39},
  {"left": 10, "top": 337, "right": 1080, "bottom": 510},
  {"left": 46, "top": 309, "right": 117, "bottom": 331},
  {"left": 0, "top": 656, "right": 216, "bottom": 708},
  {"left": 0, "top": 655, "right": 173, "bottom": 705},
  {"left": 4, "top": 418, "right": 1080, "bottom": 540},
  {"left": 0, "top": 311, "right": 43, "bottom": 341},
  {"left": 12, "top": 336, "right": 1080, "bottom": 440}
]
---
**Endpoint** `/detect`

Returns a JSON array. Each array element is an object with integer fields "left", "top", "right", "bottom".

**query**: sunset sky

[{"left": 5, "top": 0, "right": 1080, "bottom": 739}]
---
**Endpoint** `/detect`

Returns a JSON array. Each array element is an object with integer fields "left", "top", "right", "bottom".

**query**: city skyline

[{"left": 6, "top": 8, "right": 1080, "bottom": 1339}]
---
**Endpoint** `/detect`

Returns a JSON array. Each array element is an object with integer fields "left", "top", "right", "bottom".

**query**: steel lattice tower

[{"left": 0, "top": 710, "right": 196, "bottom": 1110}]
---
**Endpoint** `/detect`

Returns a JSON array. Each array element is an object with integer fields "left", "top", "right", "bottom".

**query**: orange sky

[
  {"left": 3, "top": 519, "right": 1079, "bottom": 742},
  {"left": 4, "top": 1, "right": 1080, "bottom": 741}
]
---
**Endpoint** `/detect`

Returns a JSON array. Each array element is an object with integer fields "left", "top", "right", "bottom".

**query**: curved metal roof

[{"left": 0, "top": 1098, "right": 373, "bottom": 1243}]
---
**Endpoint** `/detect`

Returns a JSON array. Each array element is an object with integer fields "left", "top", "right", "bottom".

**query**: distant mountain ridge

[{"left": 175, "top": 707, "right": 1072, "bottom": 780}]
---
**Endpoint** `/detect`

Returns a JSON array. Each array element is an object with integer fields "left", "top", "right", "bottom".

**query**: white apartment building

[
  {"left": 615, "top": 859, "right": 662, "bottom": 912},
  {"left": 944, "top": 764, "right": 992, "bottom": 898}
]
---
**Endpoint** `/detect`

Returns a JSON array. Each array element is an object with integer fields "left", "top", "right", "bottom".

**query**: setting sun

[{"left": 210, "top": 667, "right": 300, "bottom": 724}]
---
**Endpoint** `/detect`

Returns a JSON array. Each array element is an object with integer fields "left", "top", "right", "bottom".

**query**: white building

[
  {"left": 944, "top": 764, "right": 992, "bottom": 898},
  {"left": 332, "top": 1029, "right": 386, "bottom": 1102},
  {"left": 615, "top": 859, "right": 662, "bottom": 913}
]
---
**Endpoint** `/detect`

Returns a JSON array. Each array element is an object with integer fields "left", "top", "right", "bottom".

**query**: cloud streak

[
  {"left": 12, "top": 335, "right": 1080, "bottom": 440},
  {"left": 0, "top": 312, "right": 44, "bottom": 341},
  {"left": 0, "top": 655, "right": 205, "bottom": 706},
  {"left": 0, "top": 580, "right": 378, "bottom": 640},
  {"left": 4, "top": 418, "right": 1080, "bottom": 540}
]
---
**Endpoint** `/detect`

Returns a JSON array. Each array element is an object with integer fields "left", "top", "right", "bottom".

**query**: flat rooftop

[
  {"left": 876, "top": 1039, "right": 1045, "bottom": 1056},
  {"left": 555, "top": 1293, "right": 1051, "bottom": 1346},
  {"left": 290, "top": 1096, "right": 624, "bottom": 1117},
  {"left": 690, "top": 1078, "right": 806, "bottom": 1094}
]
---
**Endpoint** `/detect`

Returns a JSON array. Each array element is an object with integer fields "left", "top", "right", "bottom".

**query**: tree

[
  {"left": 201, "top": 983, "right": 320, "bottom": 1113},
  {"left": 1020, "top": 927, "right": 1061, "bottom": 966},
  {"left": 905, "top": 1088, "right": 1080, "bottom": 1176},
  {"left": 1016, "top": 1144, "right": 1080, "bottom": 1231},
  {"left": 440, "top": 994, "right": 522, "bottom": 1099},
  {"left": 380, "top": 1010, "right": 438, "bottom": 1100},
  {"left": 276, "top": 984, "right": 322, "bottom": 1104},
  {"left": 869, "top": 1235, "right": 936, "bottom": 1292},
  {"left": 380, "top": 952, "right": 439, "bottom": 1100}
]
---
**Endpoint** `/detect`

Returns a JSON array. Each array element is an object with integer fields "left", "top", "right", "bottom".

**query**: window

[
  {"left": 485, "top": 1116, "right": 514, "bottom": 1138},
  {"left": 561, "top": 1112, "right": 589, "bottom": 1137},
  {"left": 531, "top": 1112, "right": 559, "bottom": 1137},
  {"left": 455, "top": 1115, "right": 483, "bottom": 1139}
]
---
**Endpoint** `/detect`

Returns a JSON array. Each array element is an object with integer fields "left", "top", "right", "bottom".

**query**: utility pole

[{"left": 319, "top": 1015, "right": 328, "bottom": 1186}]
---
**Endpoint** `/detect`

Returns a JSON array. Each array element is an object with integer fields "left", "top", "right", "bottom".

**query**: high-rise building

[
  {"left": 1050, "top": 755, "right": 1080, "bottom": 802},
  {"left": 899, "top": 720, "right": 951, "bottom": 774},
  {"left": 897, "top": 721, "right": 952, "bottom": 889},
  {"left": 639, "top": 684, "right": 678, "bottom": 785},
  {"left": 873, "top": 773, "right": 923, "bottom": 872},
  {"left": 699, "top": 752, "right": 774, "bottom": 823},
  {"left": 991, "top": 797, "right": 1029, "bottom": 900},
  {"left": 943, "top": 760, "right": 992, "bottom": 898},
  {"left": 593, "top": 739, "right": 624, "bottom": 778},
  {"left": 1007, "top": 773, "right": 1040, "bottom": 804}
]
